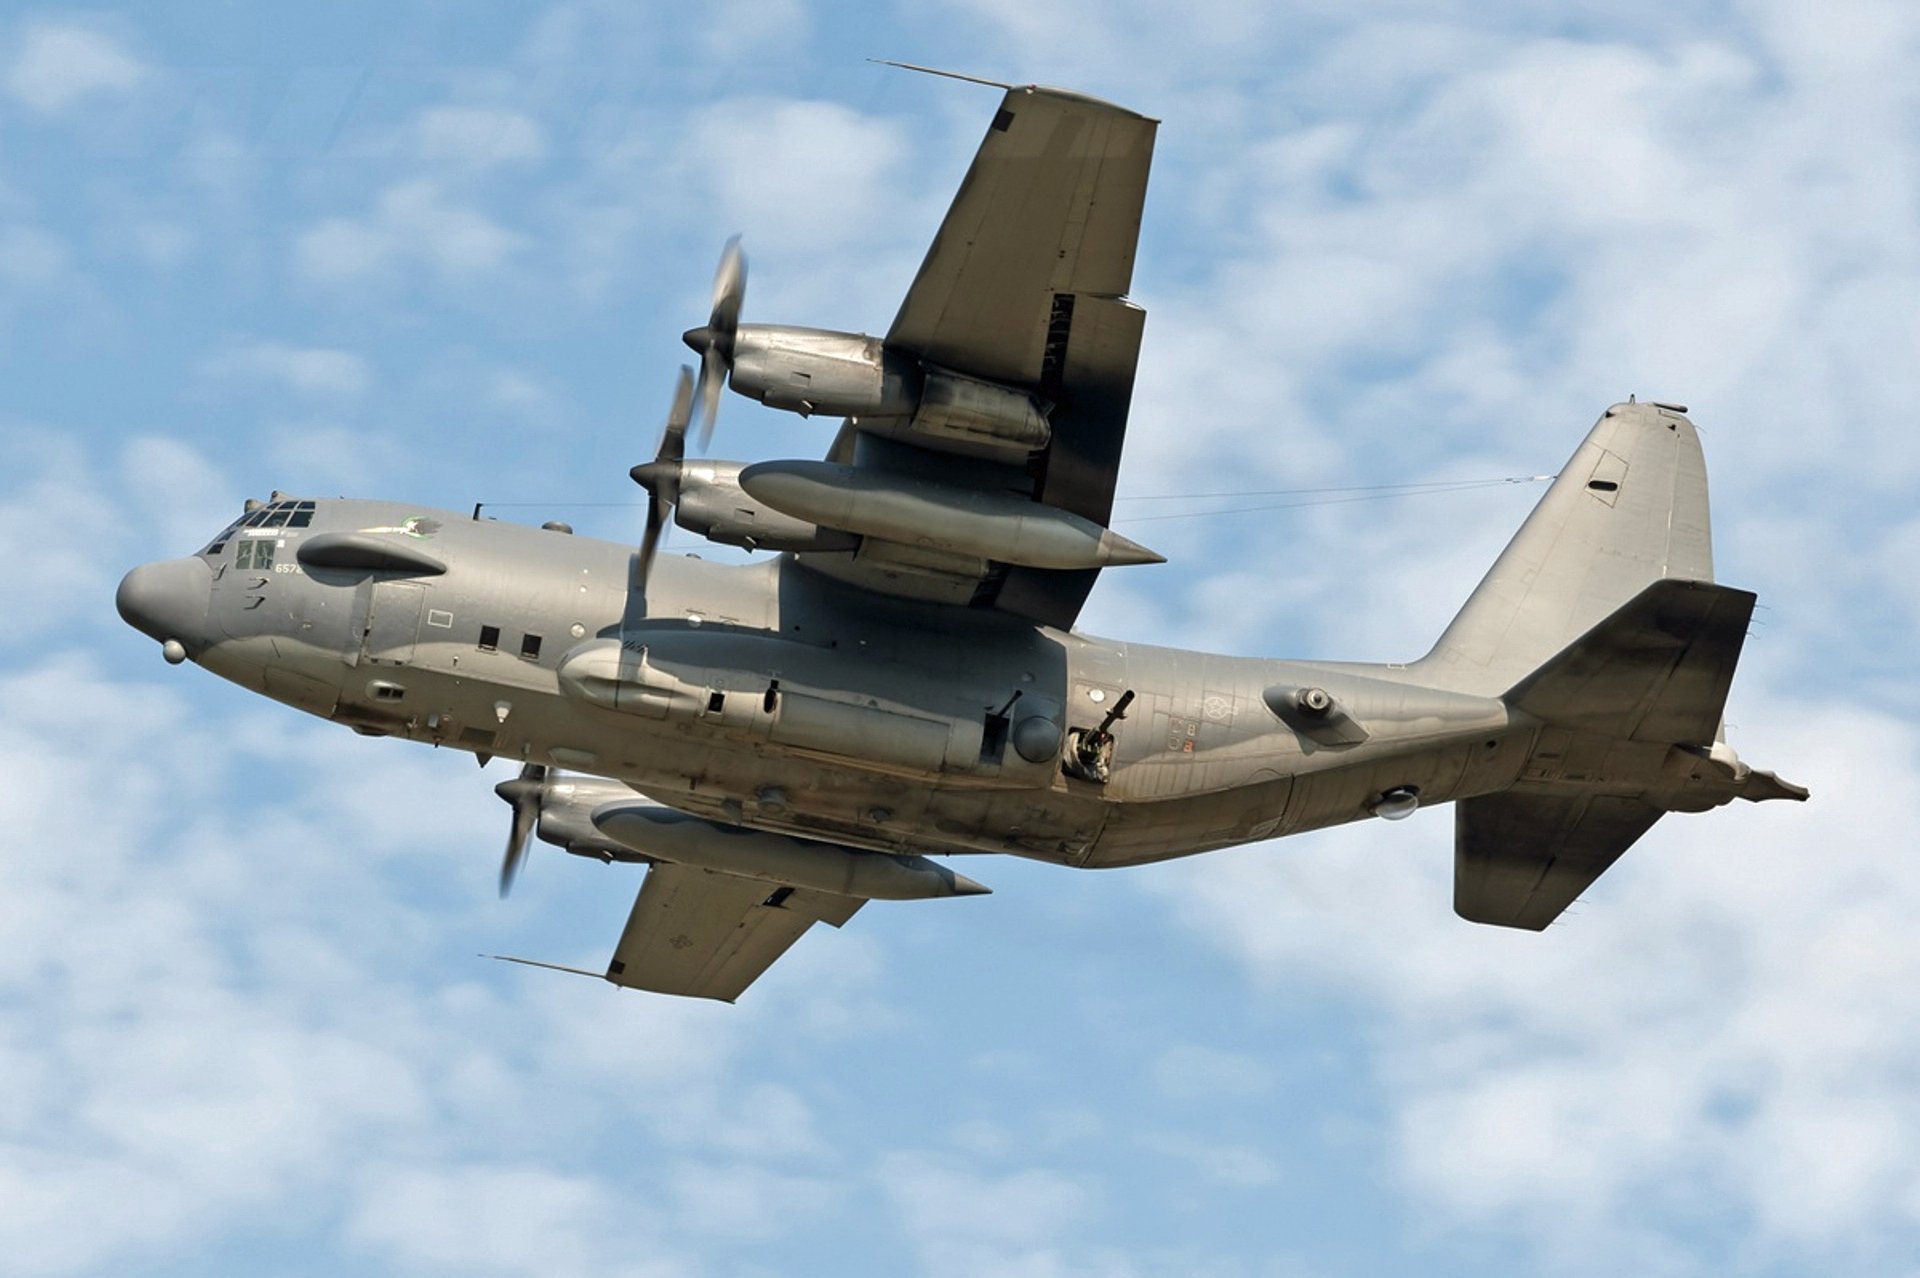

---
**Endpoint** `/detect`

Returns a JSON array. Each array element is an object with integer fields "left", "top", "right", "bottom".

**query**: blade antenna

[{"left": 867, "top": 59, "right": 1016, "bottom": 90}]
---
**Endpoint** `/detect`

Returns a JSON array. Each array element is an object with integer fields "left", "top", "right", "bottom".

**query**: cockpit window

[
  {"left": 235, "top": 539, "right": 275, "bottom": 570},
  {"left": 203, "top": 516, "right": 244, "bottom": 557},
  {"left": 203, "top": 500, "right": 314, "bottom": 556}
]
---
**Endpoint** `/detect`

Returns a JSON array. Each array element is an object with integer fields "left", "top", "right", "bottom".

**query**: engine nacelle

[
  {"left": 866, "top": 364, "right": 1052, "bottom": 454},
  {"left": 729, "top": 326, "right": 1053, "bottom": 457},
  {"left": 530, "top": 775, "right": 642, "bottom": 861},
  {"left": 729, "top": 325, "right": 920, "bottom": 417},
  {"left": 675, "top": 460, "right": 858, "bottom": 553}
]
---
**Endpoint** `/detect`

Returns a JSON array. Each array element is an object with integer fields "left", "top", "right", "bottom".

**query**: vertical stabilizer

[{"left": 1417, "top": 401, "right": 1712, "bottom": 694}]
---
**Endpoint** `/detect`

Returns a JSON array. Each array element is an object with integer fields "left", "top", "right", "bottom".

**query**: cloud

[
  {"left": 5, "top": 21, "right": 146, "bottom": 114},
  {"left": 200, "top": 339, "right": 373, "bottom": 399},
  {"left": 346, "top": 1162, "right": 677, "bottom": 1278},
  {"left": 9, "top": 5, "right": 1920, "bottom": 1275},
  {"left": 699, "top": 0, "right": 809, "bottom": 60},
  {"left": 686, "top": 99, "right": 911, "bottom": 256},
  {"left": 879, "top": 1153, "right": 1101, "bottom": 1278},
  {"left": 0, "top": 225, "right": 69, "bottom": 286},
  {"left": 1149, "top": 1043, "right": 1272, "bottom": 1101},
  {"left": 294, "top": 181, "right": 525, "bottom": 285},
  {"left": 0, "top": 430, "right": 229, "bottom": 650},
  {"left": 1153, "top": 699, "right": 1920, "bottom": 1268},
  {"left": 414, "top": 106, "right": 548, "bottom": 170}
]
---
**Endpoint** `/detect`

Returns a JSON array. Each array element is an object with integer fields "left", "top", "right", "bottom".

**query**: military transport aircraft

[{"left": 117, "top": 74, "right": 1806, "bottom": 1001}]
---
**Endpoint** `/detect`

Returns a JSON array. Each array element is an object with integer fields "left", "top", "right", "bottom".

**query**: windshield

[{"left": 202, "top": 499, "right": 315, "bottom": 556}]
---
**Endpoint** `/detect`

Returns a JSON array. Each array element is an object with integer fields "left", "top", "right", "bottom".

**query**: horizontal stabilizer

[
  {"left": 1455, "top": 790, "right": 1665, "bottom": 930},
  {"left": 1503, "top": 578, "right": 1755, "bottom": 745}
]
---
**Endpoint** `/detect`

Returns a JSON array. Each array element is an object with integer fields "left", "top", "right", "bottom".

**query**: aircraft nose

[{"left": 116, "top": 557, "right": 213, "bottom": 658}]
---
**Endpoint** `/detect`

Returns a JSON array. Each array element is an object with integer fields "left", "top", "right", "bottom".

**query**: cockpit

[{"left": 202, "top": 497, "right": 318, "bottom": 557}]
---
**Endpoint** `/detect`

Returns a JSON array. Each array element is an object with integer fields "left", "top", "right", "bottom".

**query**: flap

[{"left": 605, "top": 863, "right": 863, "bottom": 1002}]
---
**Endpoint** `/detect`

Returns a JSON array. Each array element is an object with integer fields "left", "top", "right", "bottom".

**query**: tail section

[
  {"left": 1451, "top": 576, "right": 1807, "bottom": 931},
  {"left": 1418, "top": 400, "right": 1711, "bottom": 694},
  {"left": 1433, "top": 404, "right": 1809, "bottom": 931}
]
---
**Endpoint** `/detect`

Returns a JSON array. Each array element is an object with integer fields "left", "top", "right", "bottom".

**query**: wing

[
  {"left": 796, "top": 85, "right": 1158, "bottom": 629},
  {"left": 606, "top": 864, "right": 862, "bottom": 1002},
  {"left": 1454, "top": 790, "right": 1666, "bottom": 930},
  {"left": 887, "top": 85, "right": 1154, "bottom": 396}
]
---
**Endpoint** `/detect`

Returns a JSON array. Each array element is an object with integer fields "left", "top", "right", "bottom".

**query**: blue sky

[{"left": 5, "top": 2, "right": 1918, "bottom": 1274}]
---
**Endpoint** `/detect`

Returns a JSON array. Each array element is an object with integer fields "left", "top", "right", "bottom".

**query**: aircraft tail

[
  {"left": 1416, "top": 400, "right": 1713, "bottom": 695},
  {"left": 1424, "top": 403, "right": 1811, "bottom": 930}
]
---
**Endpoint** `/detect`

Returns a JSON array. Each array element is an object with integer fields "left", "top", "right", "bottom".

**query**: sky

[{"left": 3, "top": 2, "right": 1917, "bottom": 1274}]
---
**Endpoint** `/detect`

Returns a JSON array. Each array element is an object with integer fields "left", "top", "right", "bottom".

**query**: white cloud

[
  {"left": 879, "top": 1153, "right": 1103, "bottom": 1278},
  {"left": 1149, "top": 1042, "right": 1271, "bottom": 1101},
  {"left": 346, "top": 1162, "right": 677, "bottom": 1278},
  {"left": 1138, "top": 1131, "right": 1281, "bottom": 1189},
  {"left": 7, "top": 5, "right": 1919, "bottom": 1275},
  {"left": 0, "top": 433, "right": 104, "bottom": 645},
  {"left": 5, "top": 22, "right": 146, "bottom": 114},
  {"left": 415, "top": 105, "right": 548, "bottom": 169},
  {"left": 0, "top": 225, "right": 69, "bottom": 287},
  {"left": 0, "top": 430, "right": 230, "bottom": 649},
  {"left": 665, "top": 1160, "right": 838, "bottom": 1240},
  {"left": 201, "top": 339, "right": 372, "bottom": 399},
  {"left": 688, "top": 99, "right": 911, "bottom": 256},
  {"left": 1155, "top": 700, "right": 1920, "bottom": 1267},
  {"left": 295, "top": 181, "right": 525, "bottom": 285},
  {"left": 245, "top": 420, "right": 385, "bottom": 496},
  {"left": 700, "top": 0, "right": 809, "bottom": 60}
]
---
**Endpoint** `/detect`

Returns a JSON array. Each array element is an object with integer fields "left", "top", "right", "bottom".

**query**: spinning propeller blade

[
  {"left": 494, "top": 762, "right": 549, "bottom": 897},
  {"left": 683, "top": 236, "right": 745, "bottom": 449},
  {"left": 628, "top": 365, "right": 696, "bottom": 594}
]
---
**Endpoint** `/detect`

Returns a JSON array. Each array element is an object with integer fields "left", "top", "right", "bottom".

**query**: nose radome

[{"left": 116, "top": 557, "right": 213, "bottom": 652}]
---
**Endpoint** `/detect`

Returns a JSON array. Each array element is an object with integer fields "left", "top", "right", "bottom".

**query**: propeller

[
  {"left": 682, "top": 236, "right": 746, "bottom": 448},
  {"left": 629, "top": 364, "right": 696, "bottom": 593},
  {"left": 494, "top": 761, "right": 549, "bottom": 897}
]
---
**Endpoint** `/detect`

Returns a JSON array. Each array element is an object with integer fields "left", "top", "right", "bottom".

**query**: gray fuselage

[{"left": 147, "top": 496, "right": 1564, "bottom": 870}]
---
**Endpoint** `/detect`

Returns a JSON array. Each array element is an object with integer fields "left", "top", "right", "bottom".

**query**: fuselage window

[
  {"left": 520, "top": 634, "right": 543, "bottom": 661},
  {"left": 478, "top": 625, "right": 500, "bottom": 652},
  {"left": 235, "top": 539, "right": 275, "bottom": 570}
]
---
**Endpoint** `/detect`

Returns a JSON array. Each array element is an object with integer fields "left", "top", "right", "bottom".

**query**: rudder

[{"left": 1417, "top": 401, "right": 1712, "bottom": 694}]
